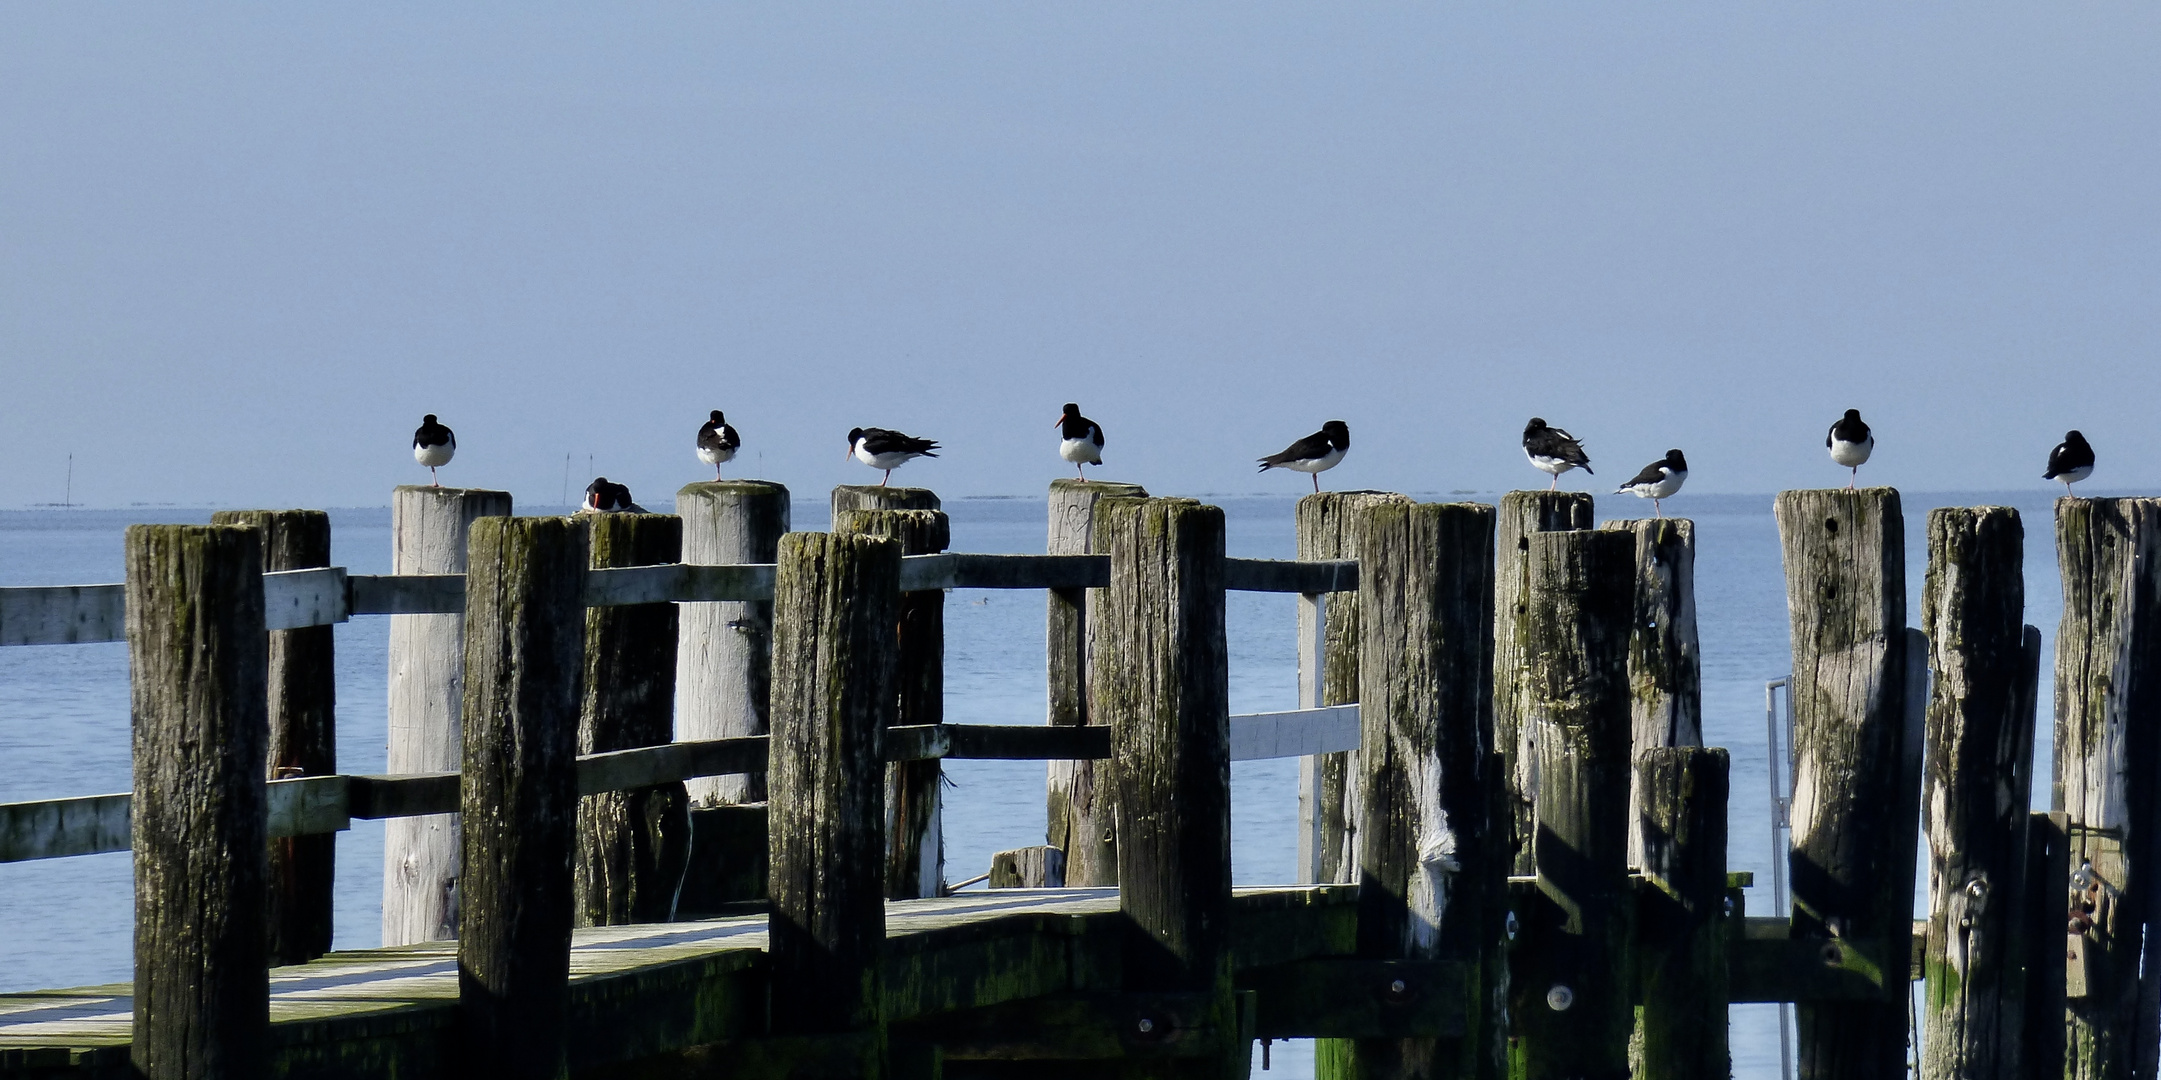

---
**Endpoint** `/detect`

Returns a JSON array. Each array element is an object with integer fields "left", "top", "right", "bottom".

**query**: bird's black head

[
  {"left": 1665, "top": 448, "right": 1688, "bottom": 470},
  {"left": 1843, "top": 408, "right": 1862, "bottom": 421},
  {"left": 2067, "top": 430, "right": 2087, "bottom": 444},
  {"left": 847, "top": 427, "right": 865, "bottom": 444},
  {"left": 710, "top": 410, "right": 724, "bottom": 423},
  {"left": 1322, "top": 420, "right": 1350, "bottom": 447},
  {"left": 422, "top": 414, "right": 438, "bottom": 425},
  {"left": 1525, "top": 418, "right": 1547, "bottom": 436},
  {"left": 1061, "top": 403, "right": 1080, "bottom": 415}
]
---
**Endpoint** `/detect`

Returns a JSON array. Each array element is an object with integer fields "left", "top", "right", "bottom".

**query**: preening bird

[
  {"left": 413, "top": 414, "right": 455, "bottom": 486},
  {"left": 1056, "top": 403, "right": 1105, "bottom": 481},
  {"left": 1827, "top": 409, "right": 1873, "bottom": 491},
  {"left": 2045, "top": 430, "right": 2096, "bottom": 495},
  {"left": 581, "top": 477, "right": 645, "bottom": 514},
  {"left": 1522, "top": 418, "right": 1592, "bottom": 490},
  {"left": 1258, "top": 420, "right": 1351, "bottom": 493},
  {"left": 848, "top": 427, "right": 940, "bottom": 486},
  {"left": 1616, "top": 449, "right": 1689, "bottom": 518},
  {"left": 697, "top": 410, "right": 741, "bottom": 480}
]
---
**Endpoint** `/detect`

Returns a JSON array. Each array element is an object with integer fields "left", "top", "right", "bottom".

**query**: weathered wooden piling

[
  {"left": 1496, "top": 490, "right": 1594, "bottom": 874},
  {"left": 834, "top": 488, "right": 947, "bottom": 900},
  {"left": 1296, "top": 491, "right": 1410, "bottom": 887},
  {"left": 1919, "top": 507, "right": 2038, "bottom": 1080},
  {"left": 1094, "top": 497, "right": 1239, "bottom": 1075},
  {"left": 212, "top": 508, "right": 336, "bottom": 965},
  {"left": 385, "top": 484, "right": 512, "bottom": 945},
  {"left": 675, "top": 480, "right": 790, "bottom": 806},
  {"left": 1632, "top": 746, "right": 1730, "bottom": 1080},
  {"left": 2053, "top": 496, "right": 2161, "bottom": 1080},
  {"left": 126, "top": 523, "right": 270, "bottom": 1080},
  {"left": 457, "top": 516, "right": 588, "bottom": 1080},
  {"left": 1336, "top": 500, "right": 1496, "bottom": 1079},
  {"left": 2024, "top": 810, "right": 2072, "bottom": 1077},
  {"left": 1513, "top": 527, "right": 1636, "bottom": 1080},
  {"left": 576, "top": 512, "right": 690, "bottom": 927},
  {"left": 768, "top": 530, "right": 901, "bottom": 1069},
  {"left": 1047, "top": 478, "right": 1147, "bottom": 888},
  {"left": 1599, "top": 517, "right": 1701, "bottom": 869},
  {"left": 1775, "top": 488, "right": 1922, "bottom": 1080}
]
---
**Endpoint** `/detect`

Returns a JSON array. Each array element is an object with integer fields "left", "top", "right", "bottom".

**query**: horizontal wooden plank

[
  {"left": 267, "top": 775, "right": 350, "bottom": 838},
  {"left": 1728, "top": 917, "right": 1927, "bottom": 1002},
  {"left": 262, "top": 568, "right": 348, "bottom": 631},
  {"left": 0, "top": 583, "right": 125, "bottom": 646},
  {"left": 885, "top": 724, "right": 1113, "bottom": 761},
  {"left": 1223, "top": 558, "right": 1358, "bottom": 594},
  {"left": 347, "top": 772, "right": 459, "bottom": 820},
  {"left": 1228, "top": 705, "right": 1360, "bottom": 761},
  {"left": 348, "top": 573, "right": 464, "bottom": 615},
  {"left": 1240, "top": 958, "right": 1469, "bottom": 1039},
  {"left": 0, "top": 792, "right": 130, "bottom": 862},
  {"left": 576, "top": 736, "right": 771, "bottom": 795}
]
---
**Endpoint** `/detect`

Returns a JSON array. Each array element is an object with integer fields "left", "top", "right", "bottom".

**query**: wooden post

[
  {"left": 1919, "top": 507, "right": 2038, "bottom": 1080},
  {"left": 1496, "top": 490, "right": 1594, "bottom": 874},
  {"left": 1775, "top": 488, "right": 1921, "bottom": 1080},
  {"left": 2053, "top": 496, "right": 2161, "bottom": 1080},
  {"left": 127, "top": 523, "right": 270, "bottom": 1080},
  {"left": 675, "top": 480, "right": 790, "bottom": 806},
  {"left": 1046, "top": 478, "right": 1147, "bottom": 887},
  {"left": 768, "top": 530, "right": 900, "bottom": 1066},
  {"left": 1513, "top": 528, "right": 1636, "bottom": 1080},
  {"left": 1094, "top": 497, "right": 1239, "bottom": 1075},
  {"left": 2024, "top": 810, "right": 2072, "bottom": 1078},
  {"left": 1296, "top": 490, "right": 1410, "bottom": 886},
  {"left": 1337, "top": 500, "right": 1496, "bottom": 1079},
  {"left": 576, "top": 512, "right": 690, "bottom": 927},
  {"left": 385, "top": 484, "right": 512, "bottom": 945},
  {"left": 457, "top": 516, "right": 588, "bottom": 1080},
  {"left": 834, "top": 489, "right": 947, "bottom": 900},
  {"left": 1633, "top": 746, "right": 1730, "bottom": 1080},
  {"left": 1599, "top": 518, "right": 1702, "bottom": 869},
  {"left": 212, "top": 508, "right": 336, "bottom": 965}
]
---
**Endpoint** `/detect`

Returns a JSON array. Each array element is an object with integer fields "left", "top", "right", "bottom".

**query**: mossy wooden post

[
  {"left": 576, "top": 513, "right": 690, "bottom": 926},
  {"left": 2054, "top": 497, "right": 2161, "bottom": 1080},
  {"left": 1598, "top": 517, "right": 1701, "bottom": 868},
  {"left": 675, "top": 480, "right": 789, "bottom": 806},
  {"left": 1296, "top": 491, "right": 1410, "bottom": 887},
  {"left": 1920, "top": 507, "right": 2039, "bottom": 1080},
  {"left": 834, "top": 487, "right": 946, "bottom": 900},
  {"left": 1047, "top": 478, "right": 1147, "bottom": 888},
  {"left": 769, "top": 531, "right": 900, "bottom": 1074},
  {"left": 1775, "top": 488, "right": 1922, "bottom": 1080},
  {"left": 1512, "top": 528, "right": 1635, "bottom": 1080},
  {"left": 385, "top": 484, "right": 512, "bottom": 945},
  {"left": 1094, "top": 497, "right": 1239, "bottom": 1078},
  {"left": 127, "top": 524, "right": 269, "bottom": 1080},
  {"left": 1326, "top": 501, "right": 1495, "bottom": 1080},
  {"left": 2024, "top": 810, "right": 2072, "bottom": 1077},
  {"left": 1496, "top": 491, "right": 1594, "bottom": 874},
  {"left": 458, "top": 517, "right": 587, "bottom": 1080},
  {"left": 212, "top": 508, "right": 335, "bottom": 965},
  {"left": 1632, "top": 746, "right": 1729, "bottom": 1080}
]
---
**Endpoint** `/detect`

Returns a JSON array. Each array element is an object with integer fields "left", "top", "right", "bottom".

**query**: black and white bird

[
  {"left": 2045, "top": 430, "right": 2096, "bottom": 495},
  {"left": 1055, "top": 402, "right": 1105, "bottom": 481},
  {"left": 413, "top": 414, "right": 455, "bottom": 487},
  {"left": 847, "top": 427, "right": 940, "bottom": 486},
  {"left": 1616, "top": 449, "right": 1689, "bottom": 518},
  {"left": 1522, "top": 418, "right": 1592, "bottom": 490},
  {"left": 1257, "top": 420, "right": 1351, "bottom": 492},
  {"left": 696, "top": 410, "right": 741, "bottom": 480},
  {"left": 1826, "top": 409, "right": 1873, "bottom": 491},
  {"left": 581, "top": 477, "right": 646, "bottom": 514}
]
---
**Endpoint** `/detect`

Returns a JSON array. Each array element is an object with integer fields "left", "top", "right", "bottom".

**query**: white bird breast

[
  {"left": 855, "top": 442, "right": 920, "bottom": 470},
  {"left": 1829, "top": 436, "right": 1873, "bottom": 468},
  {"left": 2057, "top": 464, "right": 2094, "bottom": 484},
  {"left": 698, "top": 444, "right": 738, "bottom": 465},
  {"left": 1058, "top": 436, "right": 1102, "bottom": 465},
  {"left": 1525, "top": 450, "right": 1577, "bottom": 476},
  {"left": 1282, "top": 446, "right": 1345, "bottom": 474},
  {"left": 1627, "top": 469, "right": 1686, "bottom": 499},
  {"left": 414, "top": 443, "right": 454, "bottom": 467}
]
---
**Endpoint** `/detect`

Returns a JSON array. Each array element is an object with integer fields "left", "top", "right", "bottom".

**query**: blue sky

[{"left": 4, "top": 5, "right": 2157, "bottom": 507}]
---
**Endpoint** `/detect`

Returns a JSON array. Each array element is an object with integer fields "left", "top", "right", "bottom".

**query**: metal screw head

[
  {"left": 1546, "top": 985, "right": 1574, "bottom": 1012},
  {"left": 1722, "top": 895, "right": 1736, "bottom": 916},
  {"left": 1505, "top": 911, "right": 1520, "bottom": 941},
  {"left": 1390, "top": 979, "right": 1408, "bottom": 995},
  {"left": 1136, "top": 1018, "right": 1155, "bottom": 1034},
  {"left": 1965, "top": 878, "right": 1989, "bottom": 900}
]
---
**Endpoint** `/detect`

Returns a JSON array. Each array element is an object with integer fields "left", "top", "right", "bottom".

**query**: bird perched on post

[
  {"left": 2045, "top": 430, "right": 2096, "bottom": 495},
  {"left": 1826, "top": 409, "right": 1873, "bottom": 491},
  {"left": 1615, "top": 449, "right": 1689, "bottom": 518},
  {"left": 1055, "top": 403, "right": 1105, "bottom": 481},
  {"left": 1522, "top": 418, "right": 1592, "bottom": 490},
  {"left": 696, "top": 410, "right": 741, "bottom": 480},
  {"left": 847, "top": 427, "right": 939, "bottom": 486},
  {"left": 1258, "top": 421, "right": 1351, "bottom": 493},
  {"left": 413, "top": 414, "right": 455, "bottom": 486},
  {"left": 580, "top": 477, "right": 645, "bottom": 514}
]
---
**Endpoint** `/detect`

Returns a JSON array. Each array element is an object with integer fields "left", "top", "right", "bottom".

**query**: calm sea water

[{"left": 0, "top": 488, "right": 2084, "bottom": 1077}]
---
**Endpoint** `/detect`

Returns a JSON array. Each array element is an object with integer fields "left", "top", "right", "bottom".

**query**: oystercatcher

[
  {"left": 1826, "top": 409, "right": 1874, "bottom": 491},
  {"left": 2045, "top": 430, "right": 2096, "bottom": 494},
  {"left": 848, "top": 427, "right": 940, "bottom": 486},
  {"left": 581, "top": 477, "right": 646, "bottom": 514},
  {"left": 1615, "top": 449, "right": 1688, "bottom": 518},
  {"left": 1056, "top": 403, "right": 1105, "bottom": 480},
  {"left": 1522, "top": 418, "right": 1592, "bottom": 490},
  {"left": 1258, "top": 420, "right": 1351, "bottom": 492},
  {"left": 413, "top": 414, "right": 456, "bottom": 487},
  {"left": 697, "top": 410, "right": 741, "bottom": 480}
]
